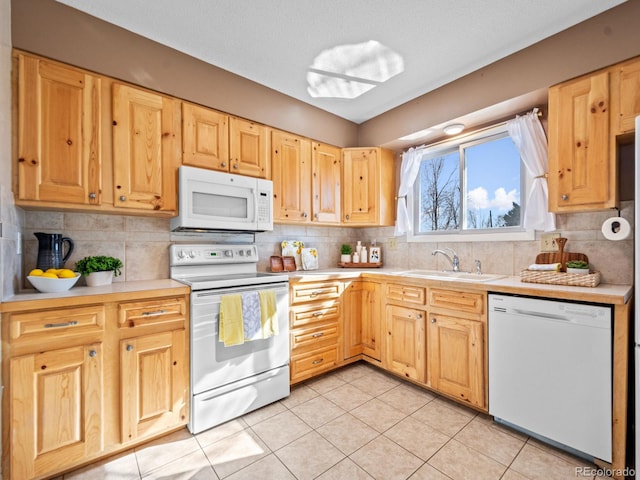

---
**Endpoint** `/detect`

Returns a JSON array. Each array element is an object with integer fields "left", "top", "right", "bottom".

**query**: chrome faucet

[{"left": 432, "top": 247, "right": 460, "bottom": 272}]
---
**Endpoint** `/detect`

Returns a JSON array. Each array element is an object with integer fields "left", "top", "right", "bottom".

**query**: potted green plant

[
  {"left": 75, "top": 255, "right": 123, "bottom": 286},
  {"left": 566, "top": 260, "right": 589, "bottom": 274},
  {"left": 340, "top": 244, "right": 353, "bottom": 263}
]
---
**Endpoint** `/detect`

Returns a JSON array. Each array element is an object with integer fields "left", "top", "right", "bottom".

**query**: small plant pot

[
  {"left": 566, "top": 267, "right": 589, "bottom": 275},
  {"left": 86, "top": 271, "right": 114, "bottom": 286},
  {"left": 340, "top": 254, "right": 352, "bottom": 263}
]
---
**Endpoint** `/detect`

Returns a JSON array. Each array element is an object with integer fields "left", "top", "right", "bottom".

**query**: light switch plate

[
  {"left": 540, "top": 233, "right": 561, "bottom": 252},
  {"left": 387, "top": 237, "right": 398, "bottom": 250}
]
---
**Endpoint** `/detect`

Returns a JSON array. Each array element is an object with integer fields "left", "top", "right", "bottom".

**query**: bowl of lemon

[{"left": 27, "top": 268, "right": 81, "bottom": 293}]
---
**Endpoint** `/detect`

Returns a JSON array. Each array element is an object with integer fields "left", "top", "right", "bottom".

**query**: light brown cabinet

[
  {"left": 342, "top": 147, "right": 396, "bottom": 226},
  {"left": 611, "top": 56, "right": 640, "bottom": 135},
  {"left": 182, "top": 102, "right": 229, "bottom": 170},
  {"left": 427, "top": 288, "right": 486, "bottom": 409},
  {"left": 112, "top": 83, "right": 181, "bottom": 212},
  {"left": 289, "top": 281, "right": 342, "bottom": 383},
  {"left": 272, "top": 129, "right": 312, "bottom": 223},
  {"left": 385, "top": 304, "right": 426, "bottom": 383},
  {"left": 16, "top": 53, "right": 102, "bottom": 206},
  {"left": 548, "top": 55, "right": 640, "bottom": 213},
  {"left": 343, "top": 280, "right": 382, "bottom": 361},
  {"left": 229, "top": 117, "right": 270, "bottom": 178},
  {"left": 1, "top": 289, "right": 189, "bottom": 480},
  {"left": 312, "top": 142, "right": 342, "bottom": 224}
]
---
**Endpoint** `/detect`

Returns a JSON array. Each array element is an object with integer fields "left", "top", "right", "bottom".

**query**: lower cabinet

[
  {"left": 9, "top": 343, "right": 104, "bottom": 480},
  {"left": 428, "top": 313, "right": 484, "bottom": 407},
  {"left": 385, "top": 304, "right": 426, "bottom": 383},
  {"left": 120, "top": 329, "right": 187, "bottom": 443},
  {"left": 1, "top": 289, "right": 189, "bottom": 480}
]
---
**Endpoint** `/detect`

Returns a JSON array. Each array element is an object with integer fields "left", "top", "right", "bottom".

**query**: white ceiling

[{"left": 56, "top": 0, "right": 625, "bottom": 125}]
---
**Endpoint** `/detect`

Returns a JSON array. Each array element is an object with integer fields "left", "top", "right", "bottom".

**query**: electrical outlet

[
  {"left": 541, "top": 233, "right": 561, "bottom": 252},
  {"left": 387, "top": 237, "right": 398, "bottom": 250}
]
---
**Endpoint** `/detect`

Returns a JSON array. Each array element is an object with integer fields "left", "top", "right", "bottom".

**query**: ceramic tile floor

[{"left": 60, "top": 362, "right": 613, "bottom": 480}]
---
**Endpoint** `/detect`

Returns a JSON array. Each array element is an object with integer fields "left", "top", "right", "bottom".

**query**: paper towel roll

[{"left": 601, "top": 217, "right": 631, "bottom": 241}]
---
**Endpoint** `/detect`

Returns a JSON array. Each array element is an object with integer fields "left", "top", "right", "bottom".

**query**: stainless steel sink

[{"left": 394, "top": 270, "right": 506, "bottom": 283}]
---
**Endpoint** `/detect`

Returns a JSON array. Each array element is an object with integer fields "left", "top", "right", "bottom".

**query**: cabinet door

[
  {"left": 182, "top": 102, "right": 229, "bottom": 171},
  {"left": 343, "top": 281, "right": 364, "bottom": 359},
  {"left": 428, "top": 313, "right": 484, "bottom": 408},
  {"left": 17, "top": 54, "right": 101, "bottom": 205},
  {"left": 342, "top": 148, "right": 379, "bottom": 224},
  {"left": 112, "top": 83, "right": 180, "bottom": 212},
  {"left": 229, "top": 117, "right": 269, "bottom": 178},
  {"left": 272, "top": 130, "right": 312, "bottom": 222},
  {"left": 361, "top": 282, "right": 382, "bottom": 361},
  {"left": 548, "top": 71, "right": 613, "bottom": 211},
  {"left": 612, "top": 57, "right": 640, "bottom": 135},
  {"left": 312, "top": 142, "right": 341, "bottom": 224},
  {"left": 10, "top": 343, "right": 103, "bottom": 479},
  {"left": 385, "top": 304, "right": 426, "bottom": 382},
  {"left": 120, "top": 329, "right": 188, "bottom": 443}
]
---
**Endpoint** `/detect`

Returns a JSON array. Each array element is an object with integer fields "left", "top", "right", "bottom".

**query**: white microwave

[{"left": 171, "top": 166, "right": 273, "bottom": 232}]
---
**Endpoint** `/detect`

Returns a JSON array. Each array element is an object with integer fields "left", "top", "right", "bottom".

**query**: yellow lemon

[
  {"left": 41, "top": 272, "right": 58, "bottom": 279},
  {"left": 57, "top": 269, "right": 76, "bottom": 278},
  {"left": 28, "top": 268, "right": 44, "bottom": 276},
  {"left": 45, "top": 268, "right": 59, "bottom": 275}
]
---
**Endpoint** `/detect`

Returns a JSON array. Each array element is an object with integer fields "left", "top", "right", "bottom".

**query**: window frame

[{"left": 406, "top": 124, "right": 535, "bottom": 243}]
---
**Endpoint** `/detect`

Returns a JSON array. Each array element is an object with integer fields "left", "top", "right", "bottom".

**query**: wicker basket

[{"left": 520, "top": 270, "right": 601, "bottom": 287}]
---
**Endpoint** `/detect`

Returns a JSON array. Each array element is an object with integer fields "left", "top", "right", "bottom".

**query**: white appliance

[
  {"left": 489, "top": 293, "right": 612, "bottom": 462},
  {"left": 170, "top": 243, "right": 290, "bottom": 434},
  {"left": 171, "top": 166, "right": 273, "bottom": 233}
]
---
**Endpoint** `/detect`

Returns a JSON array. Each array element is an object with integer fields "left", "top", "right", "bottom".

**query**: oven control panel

[{"left": 170, "top": 244, "right": 258, "bottom": 265}]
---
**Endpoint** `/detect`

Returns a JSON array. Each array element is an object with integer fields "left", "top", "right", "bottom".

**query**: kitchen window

[{"left": 407, "top": 124, "right": 535, "bottom": 242}]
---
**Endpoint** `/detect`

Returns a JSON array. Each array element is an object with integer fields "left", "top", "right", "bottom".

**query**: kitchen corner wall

[{"left": 20, "top": 200, "right": 633, "bottom": 290}]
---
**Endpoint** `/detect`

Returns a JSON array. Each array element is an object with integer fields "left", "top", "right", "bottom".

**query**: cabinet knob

[
  {"left": 220, "top": 162, "right": 227, "bottom": 168},
  {"left": 89, "top": 350, "right": 97, "bottom": 357},
  {"left": 88, "top": 192, "right": 97, "bottom": 200},
  {"left": 345, "top": 214, "right": 350, "bottom": 220},
  {"left": 417, "top": 314, "right": 423, "bottom": 319},
  {"left": 561, "top": 194, "right": 568, "bottom": 201},
  {"left": 119, "top": 195, "right": 127, "bottom": 202},
  {"left": 431, "top": 318, "right": 436, "bottom": 323},
  {"left": 302, "top": 212, "right": 308, "bottom": 218},
  {"left": 232, "top": 163, "right": 239, "bottom": 169},
  {"left": 126, "top": 344, "right": 134, "bottom": 352}
]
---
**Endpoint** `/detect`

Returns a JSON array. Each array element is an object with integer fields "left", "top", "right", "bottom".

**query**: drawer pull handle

[
  {"left": 311, "top": 332, "right": 324, "bottom": 338},
  {"left": 141, "top": 309, "right": 167, "bottom": 316},
  {"left": 310, "top": 291, "right": 322, "bottom": 297},
  {"left": 44, "top": 320, "right": 78, "bottom": 328},
  {"left": 312, "top": 358, "right": 324, "bottom": 365},
  {"left": 312, "top": 312, "right": 322, "bottom": 317}
]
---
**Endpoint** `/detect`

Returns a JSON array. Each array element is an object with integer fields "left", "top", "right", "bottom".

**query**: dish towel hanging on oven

[
  {"left": 219, "top": 294, "right": 244, "bottom": 346},
  {"left": 258, "top": 290, "right": 278, "bottom": 338},
  {"left": 241, "top": 291, "right": 262, "bottom": 340}
]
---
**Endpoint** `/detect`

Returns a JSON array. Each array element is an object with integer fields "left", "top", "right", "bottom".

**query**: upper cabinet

[
  {"left": 548, "top": 55, "right": 640, "bottom": 213},
  {"left": 229, "top": 117, "right": 270, "bottom": 178},
  {"left": 112, "top": 83, "right": 180, "bottom": 212},
  {"left": 272, "top": 129, "right": 312, "bottom": 223},
  {"left": 342, "top": 147, "right": 396, "bottom": 226},
  {"left": 182, "top": 102, "right": 229, "bottom": 171},
  {"left": 16, "top": 54, "right": 102, "bottom": 206},
  {"left": 610, "top": 56, "right": 640, "bottom": 135},
  {"left": 181, "top": 104, "right": 269, "bottom": 179},
  {"left": 312, "top": 142, "right": 341, "bottom": 224}
]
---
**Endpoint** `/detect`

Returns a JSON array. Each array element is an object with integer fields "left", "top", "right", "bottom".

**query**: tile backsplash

[{"left": 18, "top": 201, "right": 634, "bottom": 292}]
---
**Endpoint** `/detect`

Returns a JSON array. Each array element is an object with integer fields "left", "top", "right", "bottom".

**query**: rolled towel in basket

[{"left": 527, "top": 263, "right": 561, "bottom": 271}]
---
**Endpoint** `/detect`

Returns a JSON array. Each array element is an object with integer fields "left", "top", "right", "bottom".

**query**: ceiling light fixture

[{"left": 443, "top": 123, "right": 465, "bottom": 135}]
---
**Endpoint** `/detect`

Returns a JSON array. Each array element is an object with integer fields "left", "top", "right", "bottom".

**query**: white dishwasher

[{"left": 488, "top": 293, "right": 612, "bottom": 462}]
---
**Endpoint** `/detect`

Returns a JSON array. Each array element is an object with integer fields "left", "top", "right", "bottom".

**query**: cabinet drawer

[
  {"left": 118, "top": 297, "right": 186, "bottom": 330},
  {"left": 290, "top": 301, "right": 340, "bottom": 328},
  {"left": 386, "top": 283, "right": 426, "bottom": 305},
  {"left": 290, "top": 281, "right": 342, "bottom": 304},
  {"left": 429, "top": 289, "right": 484, "bottom": 315},
  {"left": 291, "top": 321, "right": 340, "bottom": 353},
  {"left": 9, "top": 305, "right": 105, "bottom": 346},
  {"left": 290, "top": 344, "right": 340, "bottom": 382}
]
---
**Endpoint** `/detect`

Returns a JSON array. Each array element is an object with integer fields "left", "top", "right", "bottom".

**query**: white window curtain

[
  {"left": 507, "top": 109, "right": 556, "bottom": 231},
  {"left": 394, "top": 146, "right": 423, "bottom": 236}
]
